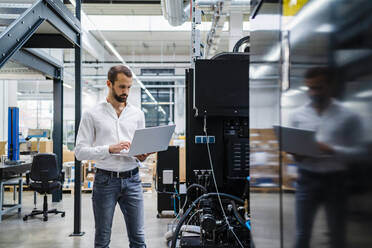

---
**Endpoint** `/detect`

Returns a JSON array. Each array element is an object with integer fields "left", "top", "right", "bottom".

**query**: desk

[
  {"left": 0, "top": 162, "right": 32, "bottom": 180},
  {"left": 0, "top": 162, "right": 31, "bottom": 222}
]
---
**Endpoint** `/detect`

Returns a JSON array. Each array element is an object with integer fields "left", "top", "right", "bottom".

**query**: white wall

[
  {"left": 250, "top": 87, "right": 280, "bottom": 128},
  {"left": 0, "top": 80, "right": 17, "bottom": 141},
  {"left": 174, "top": 81, "right": 185, "bottom": 134},
  {"left": 63, "top": 87, "right": 101, "bottom": 121},
  {"left": 63, "top": 87, "right": 75, "bottom": 121}
]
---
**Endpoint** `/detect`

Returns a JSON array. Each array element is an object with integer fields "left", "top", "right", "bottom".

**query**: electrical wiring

[
  {"left": 203, "top": 115, "right": 246, "bottom": 248},
  {"left": 170, "top": 183, "right": 208, "bottom": 225},
  {"left": 170, "top": 192, "right": 244, "bottom": 248}
]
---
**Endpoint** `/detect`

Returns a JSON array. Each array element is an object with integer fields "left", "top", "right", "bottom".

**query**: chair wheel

[
  {"left": 23, "top": 216, "right": 28, "bottom": 221},
  {"left": 61, "top": 213, "right": 65, "bottom": 217},
  {"left": 43, "top": 217, "right": 48, "bottom": 221}
]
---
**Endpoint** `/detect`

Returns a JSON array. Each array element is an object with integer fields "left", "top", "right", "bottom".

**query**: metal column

[
  {"left": 52, "top": 69, "right": 63, "bottom": 202},
  {"left": 71, "top": 0, "right": 84, "bottom": 237}
]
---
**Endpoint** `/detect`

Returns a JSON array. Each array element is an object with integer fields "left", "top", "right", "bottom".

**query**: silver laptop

[
  {"left": 112, "top": 125, "right": 176, "bottom": 157},
  {"left": 273, "top": 125, "right": 322, "bottom": 157}
]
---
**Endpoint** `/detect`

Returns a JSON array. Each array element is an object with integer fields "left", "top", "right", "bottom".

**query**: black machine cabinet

[
  {"left": 180, "top": 56, "right": 251, "bottom": 248},
  {"left": 185, "top": 57, "right": 250, "bottom": 198},
  {"left": 194, "top": 59, "right": 250, "bottom": 117},
  {"left": 156, "top": 146, "right": 181, "bottom": 217}
]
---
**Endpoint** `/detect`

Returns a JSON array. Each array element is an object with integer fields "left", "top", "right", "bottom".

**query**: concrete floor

[{"left": 0, "top": 190, "right": 171, "bottom": 248}]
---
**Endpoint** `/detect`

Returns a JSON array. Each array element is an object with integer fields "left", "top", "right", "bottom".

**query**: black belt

[{"left": 96, "top": 167, "right": 138, "bottom": 179}]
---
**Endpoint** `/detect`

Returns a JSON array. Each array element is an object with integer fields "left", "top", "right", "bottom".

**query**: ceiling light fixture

[
  {"left": 63, "top": 83, "right": 73, "bottom": 89},
  {"left": 104, "top": 40, "right": 125, "bottom": 64},
  {"left": 356, "top": 90, "right": 372, "bottom": 98}
]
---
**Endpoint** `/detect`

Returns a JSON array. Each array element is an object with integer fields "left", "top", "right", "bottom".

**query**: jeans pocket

[
  {"left": 130, "top": 173, "right": 142, "bottom": 184},
  {"left": 94, "top": 172, "right": 110, "bottom": 186}
]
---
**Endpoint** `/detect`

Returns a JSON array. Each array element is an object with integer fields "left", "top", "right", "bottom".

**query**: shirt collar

[{"left": 101, "top": 100, "right": 131, "bottom": 119}]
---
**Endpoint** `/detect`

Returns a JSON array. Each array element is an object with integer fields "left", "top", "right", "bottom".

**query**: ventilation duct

[{"left": 161, "top": 0, "right": 190, "bottom": 27}]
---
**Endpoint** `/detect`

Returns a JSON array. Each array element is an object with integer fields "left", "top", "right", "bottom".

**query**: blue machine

[{"left": 7, "top": 107, "right": 19, "bottom": 161}]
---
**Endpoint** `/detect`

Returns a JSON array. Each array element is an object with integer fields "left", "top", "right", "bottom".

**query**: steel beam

[
  {"left": 0, "top": 0, "right": 81, "bottom": 69},
  {"left": 71, "top": 0, "right": 85, "bottom": 237},
  {"left": 11, "top": 49, "right": 62, "bottom": 79},
  {"left": 52, "top": 69, "right": 64, "bottom": 202}
]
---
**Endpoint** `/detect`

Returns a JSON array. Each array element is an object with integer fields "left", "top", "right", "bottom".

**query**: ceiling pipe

[
  {"left": 198, "top": 0, "right": 249, "bottom": 6},
  {"left": 161, "top": 0, "right": 250, "bottom": 26}
]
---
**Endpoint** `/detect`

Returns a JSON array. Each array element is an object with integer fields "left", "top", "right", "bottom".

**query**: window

[
  {"left": 18, "top": 100, "right": 53, "bottom": 138},
  {"left": 140, "top": 68, "right": 175, "bottom": 127},
  {"left": 141, "top": 86, "right": 174, "bottom": 127},
  {"left": 141, "top": 68, "right": 175, "bottom": 76}
]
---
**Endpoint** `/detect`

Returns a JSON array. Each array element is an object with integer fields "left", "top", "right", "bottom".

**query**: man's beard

[
  {"left": 112, "top": 90, "right": 127, "bottom": 103},
  {"left": 309, "top": 95, "right": 329, "bottom": 108}
]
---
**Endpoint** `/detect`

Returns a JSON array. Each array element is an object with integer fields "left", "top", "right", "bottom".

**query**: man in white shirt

[
  {"left": 75, "top": 65, "right": 150, "bottom": 248},
  {"left": 289, "top": 67, "right": 362, "bottom": 248}
]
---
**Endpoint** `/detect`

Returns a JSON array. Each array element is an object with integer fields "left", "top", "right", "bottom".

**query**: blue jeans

[
  {"left": 92, "top": 169, "right": 146, "bottom": 248},
  {"left": 295, "top": 169, "right": 347, "bottom": 248}
]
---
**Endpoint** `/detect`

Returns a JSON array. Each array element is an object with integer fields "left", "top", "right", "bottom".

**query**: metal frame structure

[
  {"left": 0, "top": 0, "right": 80, "bottom": 68},
  {"left": 0, "top": 0, "right": 83, "bottom": 235},
  {"left": 71, "top": 0, "right": 84, "bottom": 237},
  {"left": 0, "top": 177, "right": 23, "bottom": 223}
]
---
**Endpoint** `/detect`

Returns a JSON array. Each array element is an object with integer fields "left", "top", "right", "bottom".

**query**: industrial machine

[
  {"left": 168, "top": 54, "right": 251, "bottom": 248},
  {"left": 6, "top": 107, "right": 20, "bottom": 164},
  {"left": 156, "top": 146, "right": 182, "bottom": 217},
  {"left": 186, "top": 58, "right": 250, "bottom": 194}
]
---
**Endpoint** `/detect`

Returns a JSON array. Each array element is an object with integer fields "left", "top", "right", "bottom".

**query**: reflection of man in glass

[{"left": 289, "top": 67, "right": 362, "bottom": 248}]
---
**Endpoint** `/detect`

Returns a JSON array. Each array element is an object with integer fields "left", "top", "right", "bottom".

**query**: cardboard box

[
  {"left": 63, "top": 149, "right": 75, "bottom": 163},
  {"left": 83, "top": 180, "right": 94, "bottom": 189},
  {"left": 0, "top": 141, "right": 6, "bottom": 156},
  {"left": 83, "top": 160, "right": 96, "bottom": 182},
  {"left": 31, "top": 140, "right": 53, "bottom": 153},
  {"left": 19, "top": 142, "right": 29, "bottom": 152},
  {"left": 86, "top": 173, "right": 95, "bottom": 182},
  {"left": 179, "top": 146, "right": 186, "bottom": 183}
]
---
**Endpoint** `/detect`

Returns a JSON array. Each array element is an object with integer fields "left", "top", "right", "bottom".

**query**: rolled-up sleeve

[{"left": 75, "top": 111, "right": 110, "bottom": 161}]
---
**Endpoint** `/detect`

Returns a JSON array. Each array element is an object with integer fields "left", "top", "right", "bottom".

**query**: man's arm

[
  {"left": 75, "top": 111, "right": 110, "bottom": 161},
  {"left": 320, "top": 116, "right": 365, "bottom": 159}
]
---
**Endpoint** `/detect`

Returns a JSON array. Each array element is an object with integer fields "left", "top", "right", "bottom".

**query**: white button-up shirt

[
  {"left": 75, "top": 101, "right": 145, "bottom": 172},
  {"left": 289, "top": 99, "right": 362, "bottom": 173}
]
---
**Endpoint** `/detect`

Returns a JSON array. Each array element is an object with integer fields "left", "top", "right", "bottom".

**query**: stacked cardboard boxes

[
  {"left": 250, "top": 129, "right": 280, "bottom": 189},
  {"left": 83, "top": 160, "right": 95, "bottom": 191},
  {"left": 31, "top": 140, "right": 53, "bottom": 153},
  {"left": 63, "top": 147, "right": 75, "bottom": 163},
  {"left": 0, "top": 141, "right": 6, "bottom": 156},
  {"left": 250, "top": 128, "right": 297, "bottom": 191}
]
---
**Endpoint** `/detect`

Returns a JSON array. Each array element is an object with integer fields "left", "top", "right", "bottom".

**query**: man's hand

[
  {"left": 135, "top": 152, "right": 154, "bottom": 162},
  {"left": 317, "top": 142, "right": 334, "bottom": 154},
  {"left": 109, "top": 141, "right": 131, "bottom": 154}
]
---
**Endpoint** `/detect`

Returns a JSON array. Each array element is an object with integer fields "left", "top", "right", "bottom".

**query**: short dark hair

[
  {"left": 107, "top": 65, "right": 132, "bottom": 84},
  {"left": 304, "top": 67, "right": 331, "bottom": 81}
]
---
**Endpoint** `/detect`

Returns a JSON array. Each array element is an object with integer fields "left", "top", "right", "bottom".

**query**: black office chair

[{"left": 23, "top": 153, "right": 65, "bottom": 221}]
